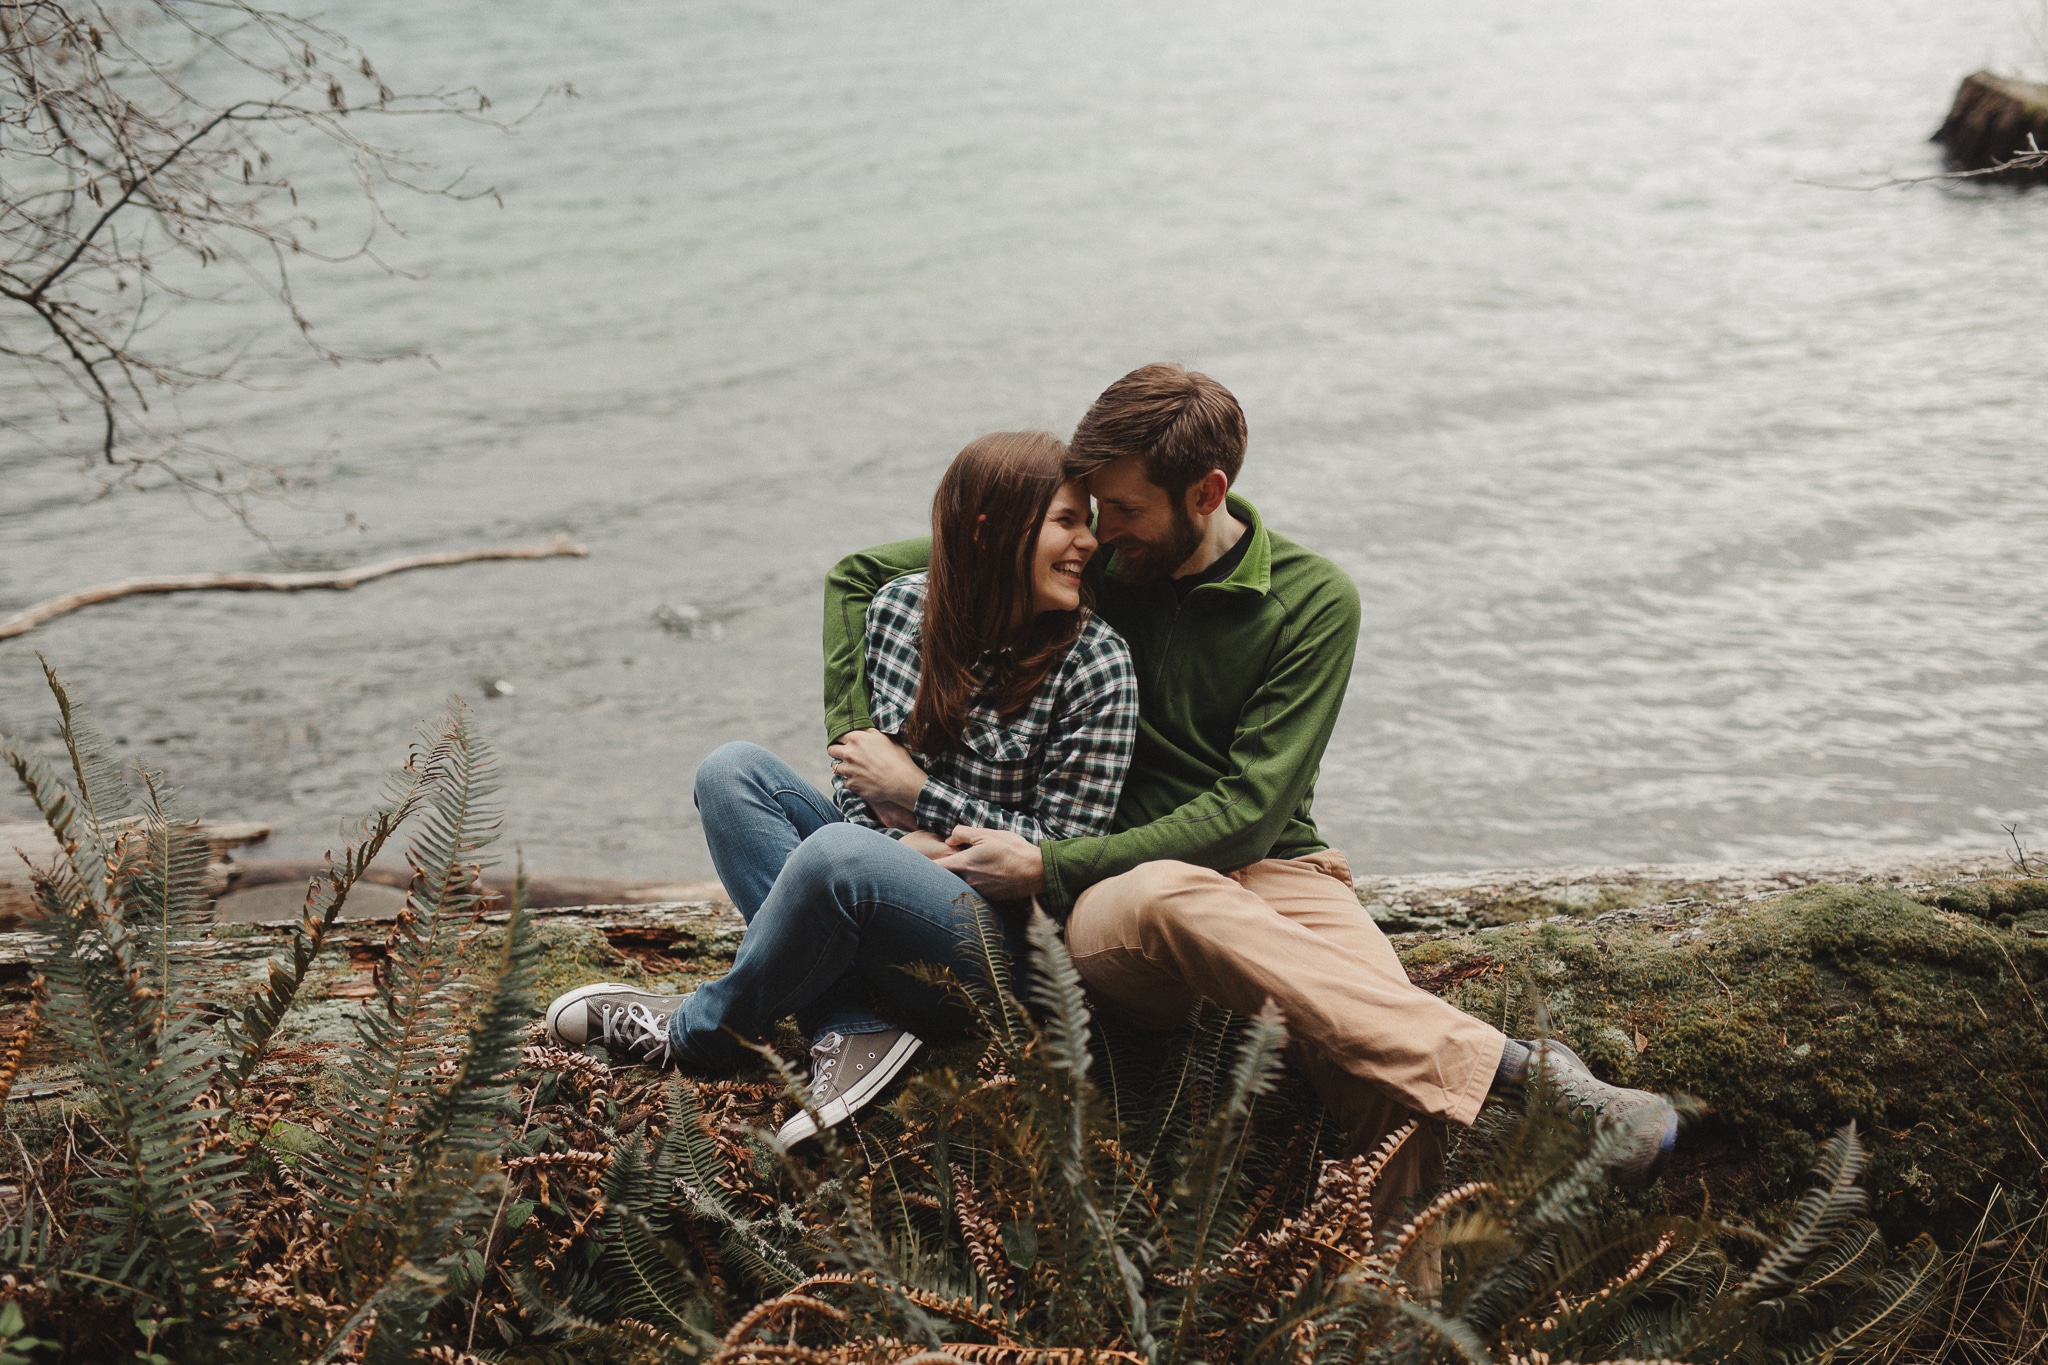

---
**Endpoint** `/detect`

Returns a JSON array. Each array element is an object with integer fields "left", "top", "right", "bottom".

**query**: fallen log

[
  {"left": 0, "top": 818, "right": 270, "bottom": 926},
  {"left": 1931, "top": 71, "right": 2048, "bottom": 182},
  {"left": 225, "top": 858, "right": 725, "bottom": 910},
  {"left": 1407, "top": 878, "right": 2048, "bottom": 1244},
  {"left": 0, "top": 867, "right": 2041, "bottom": 1245},
  {"left": 0, "top": 535, "right": 588, "bottom": 641}
]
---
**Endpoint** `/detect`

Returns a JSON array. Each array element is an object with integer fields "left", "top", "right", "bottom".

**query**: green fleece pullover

[{"left": 822, "top": 493, "right": 1362, "bottom": 913}]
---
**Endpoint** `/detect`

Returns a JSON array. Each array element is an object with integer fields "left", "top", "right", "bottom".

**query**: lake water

[{"left": 3, "top": 0, "right": 2045, "bottom": 879}]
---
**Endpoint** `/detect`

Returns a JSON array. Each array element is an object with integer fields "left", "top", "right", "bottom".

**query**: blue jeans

[{"left": 672, "top": 742, "right": 1027, "bottom": 1070}]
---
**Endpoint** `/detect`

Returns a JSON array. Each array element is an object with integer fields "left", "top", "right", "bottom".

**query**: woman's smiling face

[{"left": 1029, "top": 480, "right": 1097, "bottom": 615}]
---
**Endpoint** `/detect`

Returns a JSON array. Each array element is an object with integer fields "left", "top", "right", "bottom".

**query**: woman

[{"left": 543, "top": 431, "right": 1138, "bottom": 1142}]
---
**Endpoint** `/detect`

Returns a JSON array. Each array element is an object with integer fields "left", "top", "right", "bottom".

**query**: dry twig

[{"left": 0, "top": 536, "right": 587, "bottom": 640}]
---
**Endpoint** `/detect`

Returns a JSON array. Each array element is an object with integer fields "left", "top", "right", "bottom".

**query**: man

[{"left": 822, "top": 364, "right": 1678, "bottom": 1208}]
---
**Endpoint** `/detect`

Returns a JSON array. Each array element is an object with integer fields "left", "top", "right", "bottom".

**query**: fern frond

[
  {"left": 413, "top": 886, "right": 541, "bottom": 1163},
  {"left": 1025, "top": 907, "right": 1095, "bottom": 1094},
  {"left": 1736, "top": 1123, "right": 1868, "bottom": 1300},
  {"left": 222, "top": 753, "right": 438, "bottom": 1096},
  {"left": 1786, "top": 1234, "right": 1940, "bottom": 1362},
  {"left": 1158, "top": 1001, "right": 1287, "bottom": 1364},
  {"left": 2, "top": 668, "right": 244, "bottom": 1328},
  {"left": 1786, "top": 1218, "right": 1885, "bottom": 1297},
  {"left": 0, "top": 986, "right": 43, "bottom": 1107},
  {"left": 322, "top": 888, "right": 541, "bottom": 1362},
  {"left": 506, "top": 1267, "right": 704, "bottom": 1365},
  {"left": 1340, "top": 1279, "right": 1494, "bottom": 1364},
  {"left": 608, "top": 1198, "right": 723, "bottom": 1344},
  {"left": 1112, "top": 1003, "right": 1232, "bottom": 1228},
  {"left": 120, "top": 767, "right": 213, "bottom": 1041},
  {"left": 962, "top": 893, "right": 1031, "bottom": 1059},
  {"left": 309, "top": 706, "right": 501, "bottom": 1245},
  {"left": 39, "top": 656, "right": 133, "bottom": 892},
  {"left": 660, "top": 1081, "right": 803, "bottom": 1293},
  {"left": 1023, "top": 908, "right": 1154, "bottom": 1360}
]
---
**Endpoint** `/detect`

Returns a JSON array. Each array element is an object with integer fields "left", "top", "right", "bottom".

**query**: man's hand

[
  {"left": 828, "top": 728, "right": 926, "bottom": 830},
  {"left": 935, "top": 826, "right": 1047, "bottom": 900}
]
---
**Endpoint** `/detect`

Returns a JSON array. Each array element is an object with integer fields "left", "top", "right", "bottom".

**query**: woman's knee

[
  {"left": 693, "top": 741, "right": 778, "bottom": 809},
  {"left": 778, "top": 820, "right": 894, "bottom": 888}
]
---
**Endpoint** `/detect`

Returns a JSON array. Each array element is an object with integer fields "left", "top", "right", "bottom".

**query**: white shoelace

[
  {"left": 599, "top": 1001, "right": 674, "bottom": 1067},
  {"left": 811, "top": 1033, "right": 845, "bottom": 1097}
]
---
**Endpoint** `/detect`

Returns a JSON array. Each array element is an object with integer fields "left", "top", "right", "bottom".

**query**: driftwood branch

[{"left": 0, "top": 535, "right": 588, "bottom": 641}]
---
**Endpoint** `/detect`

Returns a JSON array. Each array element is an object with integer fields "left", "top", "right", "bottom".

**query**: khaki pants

[{"left": 1064, "top": 851, "right": 1505, "bottom": 1222}]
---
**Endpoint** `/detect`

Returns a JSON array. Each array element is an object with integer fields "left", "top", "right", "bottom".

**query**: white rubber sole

[
  {"left": 544, "top": 981, "right": 638, "bottom": 1048},
  {"left": 777, "top": 1032, "right": 924, "bottom": 1146}
]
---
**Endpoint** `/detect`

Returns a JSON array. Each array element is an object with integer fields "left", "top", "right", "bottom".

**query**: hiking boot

[
  {"left": 1529, "top": 1040, "right": 1680, "bottom": 1186},
  {"left": 775, "top": 1027, "right": 923, "bottom": 1145},
  {"left": 544, "top": 982, "right": 689, "bottom": 1067}
]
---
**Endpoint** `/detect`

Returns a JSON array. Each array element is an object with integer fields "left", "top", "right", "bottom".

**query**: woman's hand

[
  {"left": 828, "top": 728, "right": 927, "bottom": 830},
  {"left": 899, "top": 830, "right": 952, "bottom": 859}
]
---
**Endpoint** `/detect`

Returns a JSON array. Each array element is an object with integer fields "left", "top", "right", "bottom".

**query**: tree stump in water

[{"left": 1932, "top": 71, "right": 2048, "bottom": 182}]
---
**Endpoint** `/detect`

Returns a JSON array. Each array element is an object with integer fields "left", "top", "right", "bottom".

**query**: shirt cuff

[
  {"left": 1039, "top": 838, "right": 1076, "bottom": 915},
  {"left": 913, "top": 777, "right": 976, "bottom": 837}
]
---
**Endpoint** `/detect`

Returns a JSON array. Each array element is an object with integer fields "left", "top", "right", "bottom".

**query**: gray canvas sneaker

[
  {"left": 776, "top": 1027, "right": 924, "bottom": 1145},
  {"left": 543, "top": 982, "right": 690, "bottom": 1067},
  {"left": 1529, "top": 1039, "right": 1681, "bottom": 1186}
]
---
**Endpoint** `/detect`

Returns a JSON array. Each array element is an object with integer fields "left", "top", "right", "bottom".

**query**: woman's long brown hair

[{"left": 904, "top": 431, "right": 1089, "bottom": 756}]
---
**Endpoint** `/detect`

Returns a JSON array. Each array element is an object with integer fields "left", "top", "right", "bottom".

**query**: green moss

[
  {"left": 1402, "top": 883, "right": 2048, "bottom": 1242},
  {"left": 1367, "top": 879, "right": 1730, "bottom": 931},
  {"left": 1926, "top": 877, "right": 2048, "bottom": 930},
  {"left": 261, "top": 1118, "right": 321, "bottom": 1168}
]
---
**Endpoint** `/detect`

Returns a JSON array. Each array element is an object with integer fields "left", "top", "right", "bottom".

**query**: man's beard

[{"left": 1110, "top": 502, "right": 1205, "bottom": 586}]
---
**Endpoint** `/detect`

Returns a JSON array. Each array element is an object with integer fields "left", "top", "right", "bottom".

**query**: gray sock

[{"left": 1493, "top": 1037, "right": 1533, "bottom": 1095}]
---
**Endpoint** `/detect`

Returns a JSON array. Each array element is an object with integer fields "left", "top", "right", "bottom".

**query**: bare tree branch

[
  {"left": 1807, "top": 136, "right": 2048, "bottom": 192},
  {"left": 0, "top": 1, "right": 568, "bottom": 533}
]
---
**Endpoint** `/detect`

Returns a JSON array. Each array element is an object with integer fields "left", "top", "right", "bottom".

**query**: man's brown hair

[{"left": 1068, "top": 362, "right": 1247, "bottom": 498}]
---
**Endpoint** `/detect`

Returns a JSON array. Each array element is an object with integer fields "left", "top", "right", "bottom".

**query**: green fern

[
  {"left": 1157, "top": 1001, "right": 1286, "bottom": 1365},
  {"left": 1737, "top": 1122, "right": 1871, "bottom": 1301},
  {"left": 220, "top": 755, "right": 439, "bottom": 1096},
  {"left": 300, "top": 712, "right": 549, "bottom": 1361},
  {"left": 339, "top": 891, "right": 541, "bottom": 1363},
  {"left": 2, "top": 667, "right": 244, "bottom": 1329},
  {"left": 306, "top": 709, "right": 502, "bottom": 1244}
]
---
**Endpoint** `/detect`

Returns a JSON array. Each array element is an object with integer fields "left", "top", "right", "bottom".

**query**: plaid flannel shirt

[{"left": 834, "top": 572, "right": 1138, "bottom": 843}]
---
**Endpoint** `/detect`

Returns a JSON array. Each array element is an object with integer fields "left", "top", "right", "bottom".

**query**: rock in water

[{"left": 1932, "top": 71, "right": 2048, "bottom": 182}]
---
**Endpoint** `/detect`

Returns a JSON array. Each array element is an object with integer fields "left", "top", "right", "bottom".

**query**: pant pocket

[{"left": 1296, "top": 848, "right": 1354, "bottom": 885}]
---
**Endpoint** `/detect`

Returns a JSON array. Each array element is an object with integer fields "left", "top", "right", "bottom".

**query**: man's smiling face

[{"left": 1086, "top": 455, "right": 1205, "bottom": 585}]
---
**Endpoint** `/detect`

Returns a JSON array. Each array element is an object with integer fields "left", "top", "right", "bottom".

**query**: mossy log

[
  {"left": 1403, "top": 880, "right": 2048, "bottom": 1243},
  {"left": 1932, "top": 71, "right": 2048, "bottom": 181},
  {"left": 2, "top": 870, "right": 2041, "bottom": 1245}
]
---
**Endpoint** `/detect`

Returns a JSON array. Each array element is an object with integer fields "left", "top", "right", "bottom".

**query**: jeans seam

[{"left": 768, "top": 783, "right": 837, "bottom": 822}]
